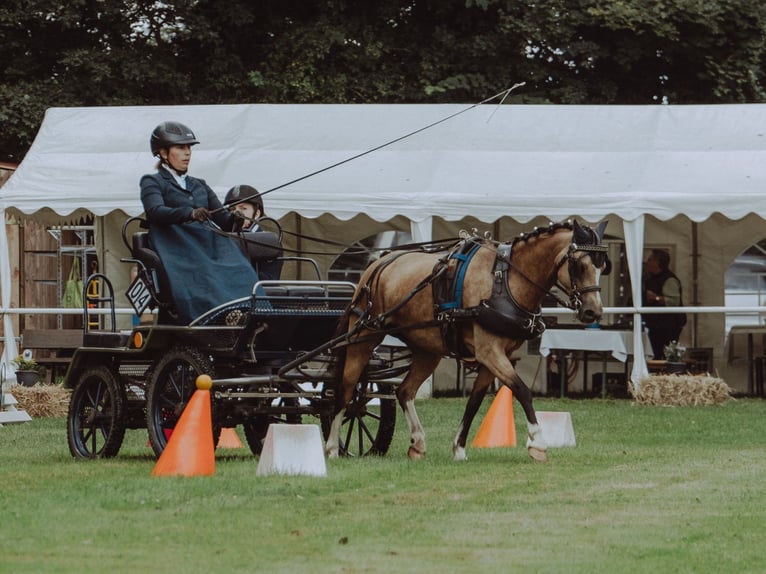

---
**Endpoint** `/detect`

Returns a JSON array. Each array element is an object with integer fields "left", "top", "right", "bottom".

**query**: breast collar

[{"left": 474, "top": 243, "right": 546, "bottom": 340}]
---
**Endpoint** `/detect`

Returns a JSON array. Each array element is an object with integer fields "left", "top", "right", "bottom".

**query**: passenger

[
  {"left": 140, "top": 121, "right": 256, "bottom": 324},
  {"left": 225, "top": 185, "right": 283, "bottom": 281},
  {"left": 226, "top": 184, "right": 264, "bottom": 231}
]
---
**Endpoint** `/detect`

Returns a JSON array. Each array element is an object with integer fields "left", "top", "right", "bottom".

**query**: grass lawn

[{"left": 1, "top": 396, "right": 765, "bottom": 573}]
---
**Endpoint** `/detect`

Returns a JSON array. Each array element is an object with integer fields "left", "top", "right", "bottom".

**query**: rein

[{"left": 200, "top": 221, "right": 460, "bottom": 258}]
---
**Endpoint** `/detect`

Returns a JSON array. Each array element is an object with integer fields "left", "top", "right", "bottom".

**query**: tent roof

[{"left": 2, "top": 103, "right": 766, "bottom": 224}]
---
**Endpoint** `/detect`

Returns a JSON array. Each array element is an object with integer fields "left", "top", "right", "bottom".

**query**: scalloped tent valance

[{"left": 2, "top": 103, "right": 766, "bottom": 224}]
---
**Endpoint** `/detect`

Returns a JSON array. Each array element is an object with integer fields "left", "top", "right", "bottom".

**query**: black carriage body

[
  {"left": 65, "top": 277, "right": 407, "bottom": 459},
  {"left": 65, "top": 281, "right": 355, "bottom": 400}
]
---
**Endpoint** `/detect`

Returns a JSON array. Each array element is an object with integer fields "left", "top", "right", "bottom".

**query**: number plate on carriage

[{"left": 127, "top": 276, "right": 152, "bottom": 316}]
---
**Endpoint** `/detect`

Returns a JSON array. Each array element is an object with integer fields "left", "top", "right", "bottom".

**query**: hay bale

[
  {"left": 630, "top": 374, "right": 732, "bottom": 406},
  {"left": 8, "top": 384, "right": 71, "bottom": 418}
]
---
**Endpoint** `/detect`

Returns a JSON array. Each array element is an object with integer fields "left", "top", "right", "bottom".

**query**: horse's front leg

[
  {"left": 396, "top": 352, "right": 441, "bottom": 459},
  {"left": 451, "top": 365, "right": 493, "bottom": 461},
  {"left": 507, "top": 371, "right": 547, "bottom": 462},
  {"left": 478, "top": 347, "right": 547, "bottom": 462}
]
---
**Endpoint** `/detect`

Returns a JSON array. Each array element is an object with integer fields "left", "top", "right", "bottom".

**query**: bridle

[{"left": 553, "top": 242, "right": 611, "bottom": 311}]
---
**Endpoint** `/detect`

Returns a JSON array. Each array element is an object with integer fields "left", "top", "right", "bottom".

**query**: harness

[
  {"left": 344, "top": 223, "right": 610, "bottom": 361},
  {"left": 432, "top": 241, "right": 546, "bottom": 358},
  {"left": 430, "top": 225, "right": 610, "bottom": 359},
  {"left": 475, "top": 243, "right": 547, "bottom": 340}
]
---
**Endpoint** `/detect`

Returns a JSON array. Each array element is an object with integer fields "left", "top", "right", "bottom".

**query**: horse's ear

[
  {"left": 572, "top": 219, "right": 588, "bottom": 243},
  {"left": 594, "top": 220, "right": 608, "bottom": 239}
]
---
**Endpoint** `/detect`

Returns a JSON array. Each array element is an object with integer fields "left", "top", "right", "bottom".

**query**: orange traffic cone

[
  {"left": 218, "top": 427, "right": 243, "bottom": 449},
  {"left": 152, "top": 375, "right": 216, "bottom": 477},
  {"left": 471, "top": 385, "right": 516, "bottom": 448}
]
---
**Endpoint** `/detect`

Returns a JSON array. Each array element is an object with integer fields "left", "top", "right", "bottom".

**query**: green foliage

[
  {"left": 1, "top": 398, "right": 765, "bottom": 572},
  {"left": 2, "top": 0, "right": 766, "bottom": 162},
  {"left": 664, "top": 340, "right": 687, "bottom": 362},
  {"left": 11, "top": 353, "right": 39, "bottom": 372}
]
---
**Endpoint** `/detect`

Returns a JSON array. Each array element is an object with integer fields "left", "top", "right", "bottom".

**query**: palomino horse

[{"left": 325, "top": 220, "right": 610, "bottom": 462}]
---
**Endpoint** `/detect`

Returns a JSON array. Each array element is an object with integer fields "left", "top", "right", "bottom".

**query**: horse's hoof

[
  {"left": 527, "top": 446, "right": 548, "bottom": 462},
  {"left": 326, "top": 449, "right": 339, "bottom": 460},
  {"left": 407, "top": 446, "right": 426, "bottom": 460},
  {"left": 452, "top": 447, "right": 468, "bottom": 462}
]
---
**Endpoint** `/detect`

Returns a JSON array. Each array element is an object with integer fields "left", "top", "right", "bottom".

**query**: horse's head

[{"left": 556, "top": 220, "right": 611, "bottom": 324}]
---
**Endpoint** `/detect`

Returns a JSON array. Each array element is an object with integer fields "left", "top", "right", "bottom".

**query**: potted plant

[
  {"left": 663, "top": 340, "right": 687, "bottom": 375},
  {"left": 12, "top": 353, "right": 43, "bottom": 386}
]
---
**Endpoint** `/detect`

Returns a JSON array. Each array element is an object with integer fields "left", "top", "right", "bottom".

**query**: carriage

[
  {"left": 65, "top": 216, "right": 610, "bottom": 463},
  {"left": 64, "top": 217, "right": 410, "bottom": 460}
]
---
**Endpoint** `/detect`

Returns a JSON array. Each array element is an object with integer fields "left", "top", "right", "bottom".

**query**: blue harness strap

[{"left": 439, "top": 243, "right": 481, "bottom": 310}]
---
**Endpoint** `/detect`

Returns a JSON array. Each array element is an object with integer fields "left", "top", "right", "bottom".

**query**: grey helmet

[{"left": 150, "top": 121, "right": 199, "bottom": 157}]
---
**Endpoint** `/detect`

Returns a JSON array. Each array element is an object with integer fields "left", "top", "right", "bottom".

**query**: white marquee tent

[{"left": 2, "top": 102, "right": 766, "bottom": 390}]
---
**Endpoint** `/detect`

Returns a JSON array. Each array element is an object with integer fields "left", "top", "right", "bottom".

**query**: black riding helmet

[
  {"left": 225, "top": 184, "right": 264, "bottom": 212},
  {"left": 150, "top": 121, "right": 200, "bottom": 157}
]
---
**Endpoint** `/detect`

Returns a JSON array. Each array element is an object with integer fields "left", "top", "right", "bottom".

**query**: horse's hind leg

[
  {"left": 451, "top": 366, "right": 494, "bottom": 461},
  {"left": 508, "top": 371, "right": 547, "bottom": 462},
  {"left": 396, "top": 351, "right": 441, "bottom": 459},
  {"left": 325, "top": 337, "right": 381, "bottom": 459}
]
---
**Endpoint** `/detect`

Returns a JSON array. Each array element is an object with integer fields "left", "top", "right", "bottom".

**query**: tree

[{"left": 1, "top": 0, "right": 765, "bottom": 163}]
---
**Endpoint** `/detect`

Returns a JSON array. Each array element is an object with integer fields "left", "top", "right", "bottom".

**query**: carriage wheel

[
  {"left": 146, "top": 346, "right": 219, "bottom": 458},
  {"left": 242, "top": 416, "right": 270, "bottom": 455},
  {"left": 320, "top": 381, "right": 397, "bottom": 457},
  {"left": 67, "top": 366, "right": 127, "bottom": 459},
  {"left": 243, "top": 398, "right": 303, "bottom": 455}
]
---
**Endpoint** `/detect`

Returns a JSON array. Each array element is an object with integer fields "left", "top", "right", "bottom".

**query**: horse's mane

[
  {"left": 509, "top": 221, "right": 572, "bottom": 247},
  {"left": 509, "top": 220, "right": 603, "bottom": 248}
]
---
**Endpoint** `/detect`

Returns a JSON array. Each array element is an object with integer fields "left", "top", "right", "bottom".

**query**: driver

[{"left": 140, "top": 121, "right": 257, "bottom": 324}]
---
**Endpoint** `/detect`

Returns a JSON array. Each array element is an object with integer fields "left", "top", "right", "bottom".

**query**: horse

[{"left": 324, "top": 219, "right": 610, "bottom": 462}]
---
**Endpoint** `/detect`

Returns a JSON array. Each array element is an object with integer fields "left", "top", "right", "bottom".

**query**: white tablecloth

[{"left": 539, "top": 329, "right": 650, "bottom": 362}]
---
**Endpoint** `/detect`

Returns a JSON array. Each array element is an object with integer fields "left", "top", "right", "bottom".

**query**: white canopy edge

[{"left": 2, "top": 103, "right": 766, "bottom": 224}]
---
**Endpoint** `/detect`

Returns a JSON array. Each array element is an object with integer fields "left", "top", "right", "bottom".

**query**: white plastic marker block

[
  {"left": 256, "top": 424, "right": 327, "bottom": 477},
  {"left": 537, "top": 411, "right": 576, "bottom": 447}
]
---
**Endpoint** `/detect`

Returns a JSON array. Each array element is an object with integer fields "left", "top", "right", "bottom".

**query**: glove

[
  {"left": 189, "top": 207, "right": 210, "bottom": 222},
  {"left": 230, "top": 210, "right": 246, "bottom": 232}
]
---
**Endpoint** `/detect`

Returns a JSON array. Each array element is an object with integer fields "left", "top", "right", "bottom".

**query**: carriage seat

[
  {"left": 236, "top": 230, "right": 284, "bottom": 281},
  {"left": 131, "top": 231, "right": 175, "bottom": 310},
  {"left": 240, "top": 231, "right": 282, "bottom": 263}
]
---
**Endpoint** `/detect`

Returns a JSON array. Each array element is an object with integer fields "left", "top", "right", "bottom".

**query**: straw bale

[
  {"left": 8, "top": 384, "right": 71, "bottom": 418},
  {"left": 630, "top": 374, "right": 732, "bottom": 406}
]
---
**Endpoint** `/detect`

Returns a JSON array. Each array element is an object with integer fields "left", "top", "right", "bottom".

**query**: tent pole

[{"left": 691, "top": 221, "right": 699, "bottom": 347}]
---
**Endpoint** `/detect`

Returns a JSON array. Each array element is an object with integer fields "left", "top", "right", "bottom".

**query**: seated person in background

[
  {"left": 140, "top": 121, "right": 256, "bottom": 324},
  {"left": 225, "top": 184, "right": 283, "bottom": 281}
]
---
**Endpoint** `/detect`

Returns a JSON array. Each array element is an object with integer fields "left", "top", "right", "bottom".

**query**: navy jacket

[{"left": 140, "top": 169, "right": 258, "bottom": 324}]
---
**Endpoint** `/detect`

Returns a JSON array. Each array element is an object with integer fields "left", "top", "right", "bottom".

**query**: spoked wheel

[
  {"left": 243, "top": 398, "right": 303, "bottom": 455},
  {"left": 242, "top": 416, "right": 270, "bottom": 455},
  {"left": 146, "top": 346, "right": 218, "bottom": 458},
  {"left": 67, "top": 366, "right": 126, "bottom": 459},
  {"left": 321, "top": 381, "right": 397, "bottom": 457}
]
